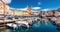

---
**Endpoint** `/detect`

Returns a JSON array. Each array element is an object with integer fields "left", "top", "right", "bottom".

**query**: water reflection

[
  {"left": 0, "top": 20, "right": 60, "bottom": 32},
  {"left": 8, "top": 23, "right": 58, "bottom": 32}
]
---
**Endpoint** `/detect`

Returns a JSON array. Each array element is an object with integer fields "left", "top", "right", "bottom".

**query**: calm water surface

[{"left": 0, "top": 23, "right": 60, "bottom": 32}]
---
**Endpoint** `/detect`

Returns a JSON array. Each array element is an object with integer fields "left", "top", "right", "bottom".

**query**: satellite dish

[{"left": 2, "top": 0, "right": 12, "bottom": 4}]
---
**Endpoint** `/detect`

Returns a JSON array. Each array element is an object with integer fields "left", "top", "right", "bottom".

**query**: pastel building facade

[{"left": 0, "top": 1, "right": 14, "bottom": 16}]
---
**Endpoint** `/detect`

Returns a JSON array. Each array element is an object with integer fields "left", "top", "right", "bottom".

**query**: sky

[{"left": 2, "top": 0, "right": 60, "bottom": 11}]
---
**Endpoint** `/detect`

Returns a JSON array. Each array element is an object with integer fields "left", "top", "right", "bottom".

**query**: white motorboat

[
  {"left": 6, "top": 23, "right": 17, "bottom": 29},
  {"left": 15, "top": 20, "right": 29, "bottom": 28},
  {"left": 6, "top": 20, "right": 30, "bottom": 29}
]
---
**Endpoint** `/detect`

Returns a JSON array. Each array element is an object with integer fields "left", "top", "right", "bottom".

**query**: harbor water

[{"left": 0, "top": 21, "right": 60, "bottom": 32}]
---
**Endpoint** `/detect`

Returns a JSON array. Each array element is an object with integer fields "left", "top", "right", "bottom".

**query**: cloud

[
  {"left": 19, "top": 8, "right": 27, "bottom": 11},
  {"left": 10, "top": 7, "right": 15, "bottom": 10},
  {"left": 41, "top": 9, "right": 50, "bottom": 11},
  {"left": 38, "top": 2, "right": 41, "bottom": 5},
  {"left": 10, "top": 7, "right": 27, "bottom": 11},
  {"left": 10, "top": 7, "right": 41, "bottom": 11},
  {"left": 32, "top": 7, "right": 41, "bottom": 10},
  {"left": 2, "top": 0, "right": 12, "bottom": 4}
]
